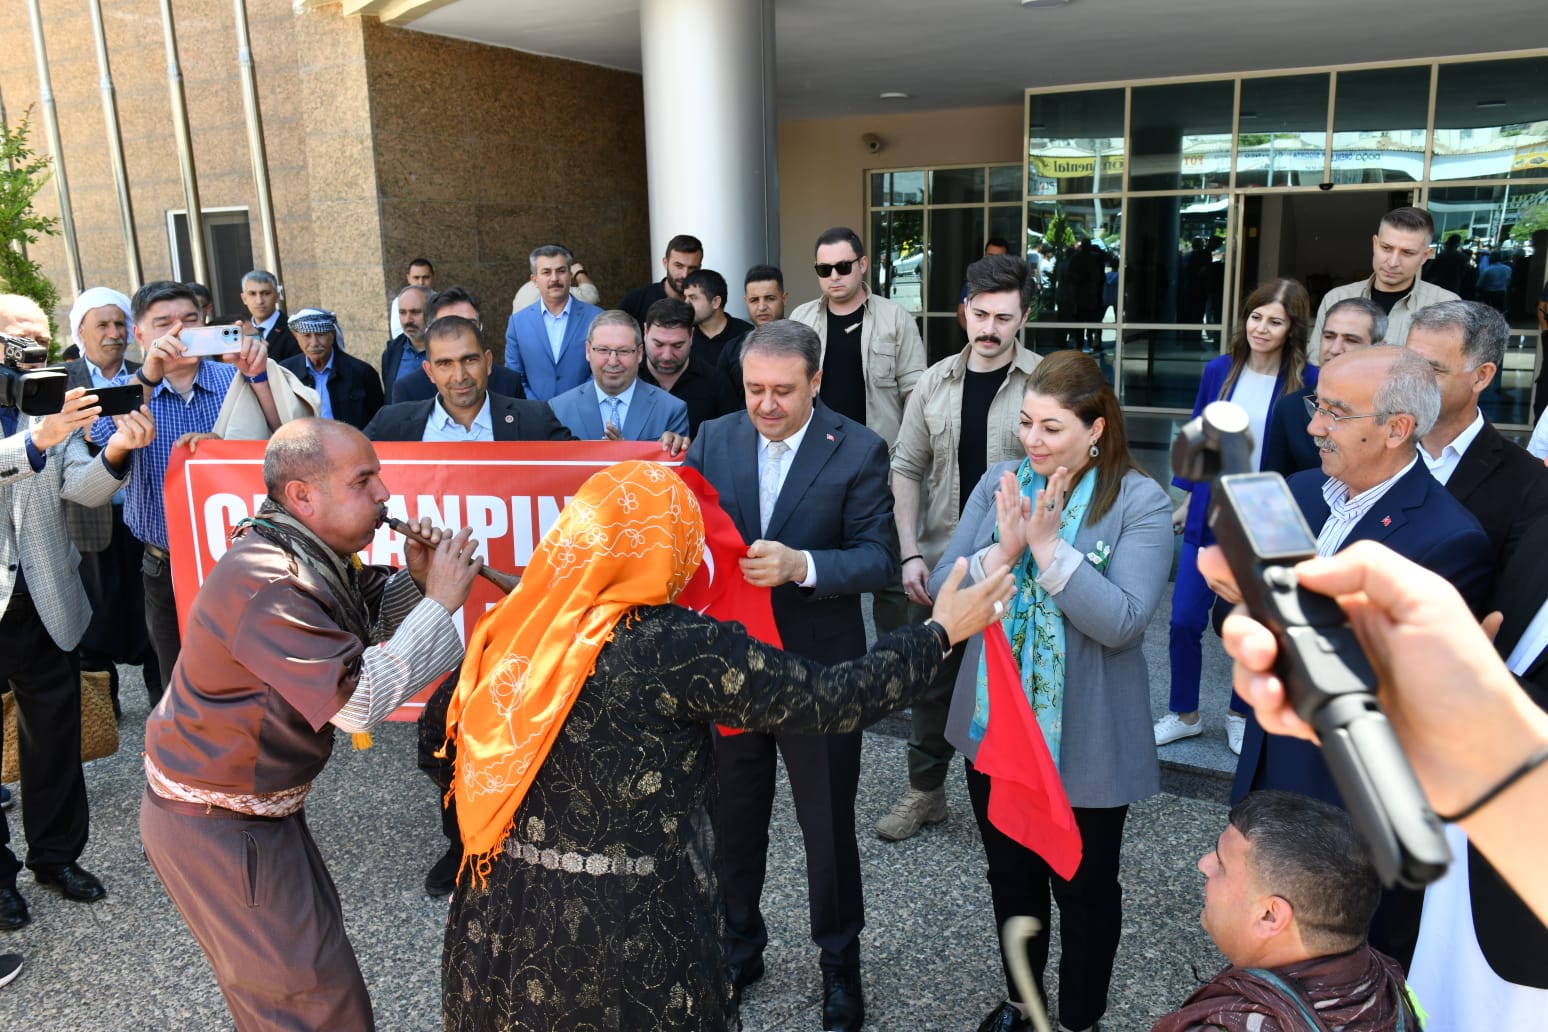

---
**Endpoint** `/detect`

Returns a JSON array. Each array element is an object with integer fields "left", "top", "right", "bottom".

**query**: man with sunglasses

[{"left": 791, "top": 227, "right": 927, "bottom": 646}]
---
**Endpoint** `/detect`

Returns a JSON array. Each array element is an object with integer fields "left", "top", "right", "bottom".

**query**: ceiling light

[
  {"left": 1239, "top": 112, "right": 1258, "bottom": 119},
  {"left": 880, "top": 91, "right": 910, "bottom": 100},
  {"left": 1021, "top": 0, "right": 1072, "bottom": 7},
  {"left": 1476, "top": 100, "right": 1507, "bottom": 109}
]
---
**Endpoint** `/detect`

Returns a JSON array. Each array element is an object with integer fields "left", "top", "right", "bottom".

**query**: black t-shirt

[
  {"left": 692, "top": 315, "right": 754, "bottom": 369},
  {"left": 958, "top": 364, "right": 1012, "bottom": 511},
  {"left": 640, "top": 357, "right": 729, "bottom": 438},
  {"left": 1369, "top": 285, "right": 1411, "bottom": 314},
  {"left": 620, "top": 280, "right": 670, "bottom": 327},
  {"left": 821, "top": 306, "right": 867, "bottom": 426}
]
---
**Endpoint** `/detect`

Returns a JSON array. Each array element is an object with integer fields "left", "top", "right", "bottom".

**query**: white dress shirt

[
  {"left": 1421, "top": 408, "right": 1485, "bottom": 486},
  {"left": 422, "top": 395, "right": 494, "bottom": 442},
  {"left": 758, "top": 412, "right": 818, "bottom": 588}
]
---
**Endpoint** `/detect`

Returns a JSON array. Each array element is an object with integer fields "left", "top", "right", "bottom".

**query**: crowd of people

[{"left": 1, "top": 204, "right": 1546, "bottom": 1030}]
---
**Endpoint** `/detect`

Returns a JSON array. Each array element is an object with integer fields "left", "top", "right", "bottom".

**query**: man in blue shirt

[
  {"left": 92, "top": 281, "right": 281, "bottom": 692},
  {"left": 504, "top": 245, "right": 601, "bottom": 400},
  {"left": 279, "top": 308, "right": 383, "bottom": 430}
]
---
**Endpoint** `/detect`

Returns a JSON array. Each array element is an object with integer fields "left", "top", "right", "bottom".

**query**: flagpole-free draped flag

[
  {"left": 974, "top": 623, "right": 1083, "bottom": 880},
  {"left": 673, "top": 466, "right": 782, "bottom": 736}
]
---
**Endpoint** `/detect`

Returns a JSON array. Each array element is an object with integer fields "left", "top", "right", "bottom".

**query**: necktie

[
  {"left": 605, "top": 397, "right": 623, "bottom": 435},
  {"left": 759, "top": 439, "right": 789, "bottom": 536}
]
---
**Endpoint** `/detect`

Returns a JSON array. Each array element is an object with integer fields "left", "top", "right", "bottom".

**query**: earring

[{"left": 1089, "top": 442, "right": 1100, "bottom": 459}]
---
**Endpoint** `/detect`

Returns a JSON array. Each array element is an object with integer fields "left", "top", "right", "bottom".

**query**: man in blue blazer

[
  {"left": 684, "top": 320, "right": 896, "bottom": 1032},
  {"left": 547, "top": 311, "right": 689, "bottom": 442},
  {"left": 504, "top": 245, "right": 601, "bottom": 401},
  {"left": 1233, "top": 345, "right": 1493, "bottom": 806}
]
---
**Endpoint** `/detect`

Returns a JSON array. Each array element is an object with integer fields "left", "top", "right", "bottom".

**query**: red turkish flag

[
  {"left": 673, "top": 467, "right": 782, "bottom": 736},
  {"left": 975, "top": 623, "right": 1083, "bottom": 880}
]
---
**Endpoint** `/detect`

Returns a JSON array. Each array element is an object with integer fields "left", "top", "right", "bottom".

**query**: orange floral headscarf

[{"left": 445, "top": 461, "right": 706, "bottom": 876}]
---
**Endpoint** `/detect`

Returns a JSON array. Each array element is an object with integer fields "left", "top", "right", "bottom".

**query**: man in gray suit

[
  {"left": 1, "top": 293, "right": 157, "bottom": 928},
  {"left": 548, "top": 310, "right": 690, "bottom": 445}
]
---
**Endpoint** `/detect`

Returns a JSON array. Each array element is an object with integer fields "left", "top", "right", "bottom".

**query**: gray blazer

[
  {"left": 930, "top": 462, "right": 1172, "bottom": 809},
  {"left": 1, "top": 423, "right": 127, "bottom": 651}
]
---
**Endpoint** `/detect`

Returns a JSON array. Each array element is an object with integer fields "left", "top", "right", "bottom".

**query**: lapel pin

[
  {"left": 826, "top": 433, "right": 835, "bottom": 442},
  {"left": 1381, "top": 515, "right": 1391, "bottom": 526},
  {"left": 505, "top": 414, "right": 514, "bottom": 423}
]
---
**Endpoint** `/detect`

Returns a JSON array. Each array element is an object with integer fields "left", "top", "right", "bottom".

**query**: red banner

[{"left": 164, "top": 440, "right": 672, "bottom": 719}]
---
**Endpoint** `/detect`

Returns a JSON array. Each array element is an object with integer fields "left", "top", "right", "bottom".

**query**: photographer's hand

[{"left": 30, "top": 387, "right": 102, "bottom": 451}]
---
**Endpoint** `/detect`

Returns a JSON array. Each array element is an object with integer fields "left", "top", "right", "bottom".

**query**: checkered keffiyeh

[{"left": 289, "top": 308, "right": 345, "bottom": 352}]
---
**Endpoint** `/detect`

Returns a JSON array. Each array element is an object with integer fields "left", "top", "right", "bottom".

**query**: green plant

[{"left": 0, "top": 109, "right": 62, "bottom": 337}]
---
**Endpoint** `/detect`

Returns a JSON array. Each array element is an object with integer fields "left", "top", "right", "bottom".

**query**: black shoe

[
  {"left": 0, "top": 786, "right": 11, "bottom": 811},
  {"left": 821, "top": 968, "right": 865, "bottom": 1032},
  {"left": 0, "top": 886, "right": 28, "bottom": 930},
  {"left": 0, "top": 952, "right": 20, "bottom": 987},
  {"left": 975, "top": 1002, "right": 1031, "bottom": 1032},
  {"left": 31, "top": 863, "right": 106, "bottom": 902},
  {"left": 728, "top": 954, "right": 764, "bottom": 1005},
  {"left": 423, "top": 845, "right": 462, "bottom": 897}
]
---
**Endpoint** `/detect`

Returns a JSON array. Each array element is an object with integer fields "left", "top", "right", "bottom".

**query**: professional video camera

[
  {"left": 1171, "top": 400, "right": 1450, "bottom": 889},
  {"left": 0, "top": 332, "right": 67, "bottom": 416}
]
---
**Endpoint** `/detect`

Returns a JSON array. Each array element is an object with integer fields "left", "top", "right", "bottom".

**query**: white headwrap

[{"left": 69, "top": 287, "right": 134, "bottom": 351}]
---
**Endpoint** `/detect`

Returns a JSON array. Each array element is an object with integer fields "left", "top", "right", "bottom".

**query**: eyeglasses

[
  {"left": 813, "top": 259, "right": 857, "bottom": 278},
  {"left": 1303, "top": 396, "right": 1383, "bottom": 424},
  {"left": 591, "top": 346, "right": 639, "bottom": 360}
]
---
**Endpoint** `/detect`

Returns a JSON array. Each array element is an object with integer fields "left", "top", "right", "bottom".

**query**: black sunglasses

[{"left": 813, "top": 259, "right": 857, "bottom": 278}]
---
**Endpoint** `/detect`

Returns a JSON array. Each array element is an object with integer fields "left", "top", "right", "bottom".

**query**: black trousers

[
  {"left": 0, "top": 592, "right": 89, "bottom": 882},
  {"left": 966, "top": 760, "right": 1127, "bottom": 1031},
  {"left": 715, "top": 728, "right": 865, "bottom": 972},
  {"left": 78, "top": 504, "right": 161, "bottom": 706},
  {"left": 142, "top": 547, "right": 182, "bottom": 692}
]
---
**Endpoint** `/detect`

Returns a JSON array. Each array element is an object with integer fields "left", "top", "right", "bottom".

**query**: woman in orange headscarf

[{"left": 440, "top": 460, "right": 1011, "bottom": 1032}]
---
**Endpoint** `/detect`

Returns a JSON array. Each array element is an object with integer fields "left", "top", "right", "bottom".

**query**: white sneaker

[
  {"left": 1227, "top": 714, "right": 1247, "bottom": 755},
  {"left": 1154, "top": 713, "right": 1203, "bottom": 746}
]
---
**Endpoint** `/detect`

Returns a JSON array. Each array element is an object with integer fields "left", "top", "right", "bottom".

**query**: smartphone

[
  {"left": 179, "top": 324, "right": 245, "bottom": 357},
  {"left": 90, "top": 383, "right": 146, "bottom": 417}
]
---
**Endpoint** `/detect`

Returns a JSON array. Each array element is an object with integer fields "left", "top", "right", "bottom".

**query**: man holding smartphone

[
  {"left": 91, "top": 281, "right": 281, "bottom": 695},
  {"left": 64, "top": 288, "right": 162, "bottom": 716}
]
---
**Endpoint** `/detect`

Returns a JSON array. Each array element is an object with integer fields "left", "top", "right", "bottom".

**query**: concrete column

[{"left": 639, "top": 0, "right": 777, "bottom": 287}]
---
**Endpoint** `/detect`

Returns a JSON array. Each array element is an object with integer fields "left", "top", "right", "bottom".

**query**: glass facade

[
  {"left": 868, "top": 163, "right": 1024, "bottom": 365},
  {"left": 1024, "top": 51, "right": 1548, "bottom": 430}
]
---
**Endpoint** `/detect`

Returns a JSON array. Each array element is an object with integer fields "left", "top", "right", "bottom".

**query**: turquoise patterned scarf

[{"left": 968, "top": 460, "right": 1095, "bottom": 769}]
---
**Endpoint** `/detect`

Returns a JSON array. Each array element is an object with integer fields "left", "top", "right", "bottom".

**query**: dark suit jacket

[
  {"left": 390, "top": 363, "right": 525, "bottom": 404},
  {"left": 258, "top": 313, "right": 300, "bottom": 363},
  {"left": 1446, "top": 419, "right": 1548, "bottom": 573},
  {"left": 684, "top": 399, "right": 896, "bottom": 664},
  {"left": 62, "top": 357, "right": 139, "bottom": 552},
  {"left": 361, "top": 391, "right": 575, "bottom": 443},
  {"left": 1261, "top": 385, "right": 1320, "bottom": 477},
  {"left": 1232, "top": 459, "right": 1494, "bottom": 804},
  {"left": 279, "top": 349, "right": 385, "bottom": 431},
  {"left": 379, "top": 333, "right": 421, "bottom": 393},
  {"left": 1475, "top": 514, "right": 1548, "bottom": 987}
]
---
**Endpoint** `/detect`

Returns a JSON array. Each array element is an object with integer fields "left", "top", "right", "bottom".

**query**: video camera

[
  {"left": 0, "top": 332, "right": 67, "bottom": 416},
  {"left": 1171, "top": 400, "right": 1451, "bottom": 889}
]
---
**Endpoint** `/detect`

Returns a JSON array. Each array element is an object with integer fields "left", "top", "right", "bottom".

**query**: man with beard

[
  {"left": 389, "top": 287, "right": 525, "bottom": 403},
  {"left": 380, "top": 285, "right": 433, "bottom": 397},
  {"left": 620, "top": 234, "right": 703, "bottom": 327},
  {"left": 684, "top": 268, "right": 753, "bottom": 369},
  {"left": 878, "top": 254, "right": 1042, "bottom": 842},
  {"left": 639, "top": 298, "right": 727, "bottom": 436}
]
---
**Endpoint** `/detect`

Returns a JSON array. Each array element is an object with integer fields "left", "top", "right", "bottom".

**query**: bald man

[{"left": 140, "top": 419, "right": 481, "bottom": 1031}]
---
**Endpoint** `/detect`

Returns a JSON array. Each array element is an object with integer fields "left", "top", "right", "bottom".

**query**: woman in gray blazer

[{"left": 928, "top": 351, "right": 1172, "bottom": 1032}]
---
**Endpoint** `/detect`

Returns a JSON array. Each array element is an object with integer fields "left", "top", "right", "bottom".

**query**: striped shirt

[
  {"left": 1316, "top": 457, "right": 1417, "bottom": 557},
  {"left": 91, "top": 359, "right": 236, "bottom": 549}
]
